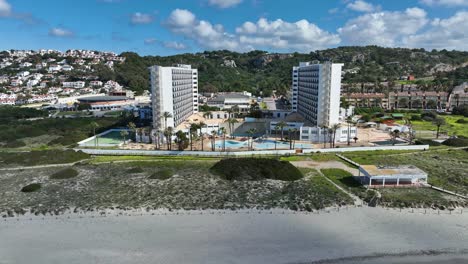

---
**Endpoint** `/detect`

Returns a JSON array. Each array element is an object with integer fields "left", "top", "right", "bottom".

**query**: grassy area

[
  {"left": 210, "top": 158, "right": 303, "bottom": 181},
  {"left": 396, "top": 115, "right": 468, "bottom": 137},
  {"left": 91, "top": 155, "right": 221, "bottom": 163},
  {"left": 320, "top": 168, "right": 466, "bottom": 208},
  {"left": 0, "top": 150, "right": 89, "bottom": 167},
  {"left": 0, "top": 159, "right": 354, "bottom": 216},
  {"left": 0, "top": 117, "right": 127, "bottom": 149},
  {"left": 344, "top": 149, "right": 468, "bottom": 195}
]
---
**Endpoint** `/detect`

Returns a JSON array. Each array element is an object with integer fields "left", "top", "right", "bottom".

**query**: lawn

[
  {"left": 0, "top": 150, "right": 90, "bottom": 167},
  {"left": 396, "top": 115, "right": 468, "bottom": 137}
]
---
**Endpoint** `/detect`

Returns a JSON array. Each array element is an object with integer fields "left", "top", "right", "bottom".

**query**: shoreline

[
  {"left": 1, "top": 207, "right": 467, "bottom": 264},
  {"left": 1, "top": 205, "right": 467, "bottom": 221}
]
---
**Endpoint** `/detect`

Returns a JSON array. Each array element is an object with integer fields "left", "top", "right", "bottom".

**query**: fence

[{"left": 76, "top": 145, "right": 430, "bottom": 157}]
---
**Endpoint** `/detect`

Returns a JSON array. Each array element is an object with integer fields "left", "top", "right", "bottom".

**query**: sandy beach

[{"left": 0, "top": 207, "right": 467, "bottom": 264}]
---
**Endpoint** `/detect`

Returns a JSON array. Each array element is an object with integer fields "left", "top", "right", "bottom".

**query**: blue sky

[{"left": 0, "top": 0, "right": 467, "bottom": 55}]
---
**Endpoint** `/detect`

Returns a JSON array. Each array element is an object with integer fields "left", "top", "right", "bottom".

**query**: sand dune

[{"left": 0, "top": 207, "right": 467, "bottom": 264}]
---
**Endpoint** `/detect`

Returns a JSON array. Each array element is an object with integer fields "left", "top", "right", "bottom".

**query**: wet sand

[{"left": 0, "top": 207, "right": 467, "bottom": 264}]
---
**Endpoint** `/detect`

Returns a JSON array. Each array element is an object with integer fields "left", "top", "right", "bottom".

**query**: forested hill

[{"left": 113, "top": 46, "right": 468, "bottom": 96}]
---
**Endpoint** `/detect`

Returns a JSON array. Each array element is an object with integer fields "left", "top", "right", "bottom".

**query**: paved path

[{"left": 291, "top": 160, "right": 359, "bottom": 175}]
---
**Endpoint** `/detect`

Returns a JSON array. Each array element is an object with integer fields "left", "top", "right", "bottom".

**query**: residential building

[
  {"left": 206, "top": 92, "right": 252, "bottom": 112},
  {"left": 62, "top": 81, "right": 85, "bottom": 89},
  {"left": 344, "top": 93, "right": 389, "bottom": 109},
  {"left": 149, "top": 64, "right": 198, "bottom": 130},
  {"left": 357, "top": 165, "right": 428, "bottom": 187},
  {"left": 292, "top": 61, "right": 343, "bottom": 127},
  {"left": 90, "top": 81, "right": 103, "bottom": 87},
  {"left": 388, "top": 91, "right": 448, "bottom": 110},
  {"left": 77, "top": 96, "right": 134, "bottom": 111}
]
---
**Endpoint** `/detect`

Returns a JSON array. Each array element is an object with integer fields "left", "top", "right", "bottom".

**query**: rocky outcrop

[{"left": 251, "top": 53, "right": 293, "bottom": 67}]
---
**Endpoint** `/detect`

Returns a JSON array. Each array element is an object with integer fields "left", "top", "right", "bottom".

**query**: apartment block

[
  {"left": 292, "top": 61, "right": 343, "bottom": 127},
  {"left": 149, "top": 64, "right": 198, "bottom": 130}
]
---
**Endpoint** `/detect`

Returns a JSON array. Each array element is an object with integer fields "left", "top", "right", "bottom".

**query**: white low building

[{"left": 358, "top": 165, "right": 428, "bottom": 187}]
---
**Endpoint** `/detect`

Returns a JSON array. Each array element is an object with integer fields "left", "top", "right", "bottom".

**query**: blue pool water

[{"left": 214, "top": 139, "right": 313, "bottom": 150}]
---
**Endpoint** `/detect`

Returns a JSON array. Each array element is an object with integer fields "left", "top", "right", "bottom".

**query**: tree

[
  {"left": 398, "top": 98, "right": 408, "bottom": 109},
  {"left": 328, "top": 128, "right": 334, "bottom": 148},
  {"left": 120, "top": 130, "right": 129, "bottom": 145},
  {"left": 162, "top": 112, "right": 172, "bottom": 129},
  {"left": 276, "top": 121, "right": 287, "bottom": 140},
  {"left": 231, "top": 105, "right": 240, "bottom": 117},
  {"left": 210, "top": 130, "right": 217, "bottom": 151},
  {"left": 198, "top": 121, "right": 206, "bottom": 151},
  {"left": 90, "top": 122, "right": 100, "bottom": 147},
  {"left": 390, "top": 129, "right": 400, "bottom": 145},
  {"left": 226, "top": 118, "right": 238, "bottom": 138},
  {"left": 322, "top": 126, "right": 328, "bottom": 148},
  {"left": 331, "top": 123, "right": 341, "bottom": 148},
  {"left": 432, "top": 117, "right": 446, "bottom": 139},
  {"left": 247, "top": 128, "right": 257, "bottom": 151},
  {"left": 175, "top": 130, "right": 189, "bottom": 150},
  {"left": 189, "top": 123, "right": 199, "bottom": 151},
  {"left": 164, "top": 127, "right": 174, "bottom": 150},
  {"left": 346, "top": 116, "right": 353, "bottom": 146},
  {"left": 127, "top": 122, "right": 136, "bottom": 142},
  {"left": 426, "top": 99, "right": 437, "bottom": 109},
  {"left": 219, "top": 127, "right": 227, "bottom": 151}
]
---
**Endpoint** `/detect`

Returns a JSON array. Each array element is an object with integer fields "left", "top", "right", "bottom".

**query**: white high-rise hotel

[
  {"left": 149, "top": 64, "right": 198, "bottom": 130},
  {"left": 291, "top": 61, "right": 343, "bottom": 127}
]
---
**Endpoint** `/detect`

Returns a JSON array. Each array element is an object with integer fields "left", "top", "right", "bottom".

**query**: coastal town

[{"left": 0, "top": 0, "right": 467, "bottom": 263}]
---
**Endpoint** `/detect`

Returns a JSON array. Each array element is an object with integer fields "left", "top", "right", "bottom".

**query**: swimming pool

[
  {"left": 78, "top": 129, "right": 127, "bottom": 147},
  {"left": 214, "top": 139, "right": 313, "bottom": 150}
]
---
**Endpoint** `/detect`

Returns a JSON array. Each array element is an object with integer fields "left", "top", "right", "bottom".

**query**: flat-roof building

[
  {"left": 77, "top": 96, "right": 133, "bottom": 111},
  {"left": 358, "top": 165, "right": 428, "bottom": 188},
  {"left": 292, "top": 61, "right": 343, "bottom": 127},
  {"left": 149, "top": 64, "right": 198, "bottom": 130}
]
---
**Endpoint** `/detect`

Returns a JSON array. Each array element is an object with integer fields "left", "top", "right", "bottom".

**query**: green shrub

[
  {"left": 210, "top": 158, "right": 303, "bottom": 181},
  {"left": 455, "top": 118, "right": 467, "bottom": 124},
  {"left": 21, "top": 183, "right": 41, "bottom": 193},
  {"left": 127, "top": 167, "right": 144, "bottom": 173},
  {"left": 442, "top": 137, "right": 468, "bottom": 147},
  {"left": 50, "top": 168, "right": 79, "bottom": 179},
  {"left": 414, "top": 139, "right": 441, "bottom": 146},
  {"left": 0, "top": 150, "right": 89, "bottom": 166},
  {"left": 410, "top": 114, "right": 422, "bottom": 121},
  {"left": 148, "top": 169, "right": 173, "bottom": 180}
]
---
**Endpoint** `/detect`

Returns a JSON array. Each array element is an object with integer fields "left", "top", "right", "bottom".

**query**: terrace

[{"left": 357, "top": 165, "right": 428, "bottom": 188}]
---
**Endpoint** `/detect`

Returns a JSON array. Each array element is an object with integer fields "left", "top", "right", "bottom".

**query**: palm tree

[
  {"left": 231, "top": 105, "right": 240, "bottom": 117},
  {"left": 120, "top": 130, "right": 129, "bottom": 145},
  {"left": 198, "top": 121, "right": 206, "bottom": 151},
  {"left": 189, "top": 123, "right": 199, "bottom": 151},
  {"left": 247, "top": 128, "right": 257, "bottom": 151},
  {"left": 328, "top": 128, "right": 334, "bottom": 148},
  {"left": 210, "top": 130, "right": 217, "bottom": 151},
  {"left": 90, "top": 121, "right": 100, "bottom": 147},
  {"left": 277, "top": 121, "right": 287, "bottom": 140},
  {"left": 291, "top": 128, "right": 298, "bottom": 149},
  {"left": 135, "top": 128, "right": 142, "bottom": 143},
  {"left": 164, "top": 127, "right": 174, "bottom": 150},
  {"left": 433, "top": 117, "right": 446, "bottom": 139},
  {"left": 322, "top": 126, "right": 328, "bottom": 148},
  {"left": 219, "top": 127, "right": 227, "bottom": 151},
  {"left": 175, "top": 130, "right": 188, "bottom": 151},
  {"left": 346, "top": 116, "right": 353, "bottom": 146},
  {"left": 331, "top": 123, "right": 341, "bottom": 148},
  {"left": 226, "top": 118, "right": 238, "bottom": 138},
  {"left": 288, "top": 129, "right": 293, "bottom": 149},
  {"left": 390, "top": 129, "right": 400, "bottom": 145},
  {"left": 203, "top": 111, "right": 212, "bottom": 119},
  {"left": 162, "top": 112, "right": 172, "bottom": 129},
  {"left": 127, "top": 122, "right": 136, "bottom": 142}
]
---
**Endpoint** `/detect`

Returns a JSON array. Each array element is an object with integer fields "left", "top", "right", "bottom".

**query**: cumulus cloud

[
  {"left": 48, "top": 27, "right": 74, "bottom": 37},
  {"left": 165, "top": 9, "right": 240, "bottom": 50},
  {"left": 207, "top": 0, "right": 242, "bottom": 8},
  {"left": 346, "top": 0, "right": 379, "bottom": 12},
  {"left": 164, "top": 41, "right": 188, "bottom": 50},
  {"left": 130, "top": 12, "right": 154, "bottom": 24},
  {"left": 236, "top": 18, "right": 341, "bottom": 51},
  {"left": 419, "top": 0, "right": 468, "bottom": 6},
  {"left": 165, "top": 9, "right": 339, "bottom": 52},
  {"left": 338, "top": 8, "right": 428, "bottom": 47},
  {"left": 0, "top": 0, "right": 11, "bottom": 17},
  {"left": 403, "top": 11, "right": 468, "bottom": 50}
]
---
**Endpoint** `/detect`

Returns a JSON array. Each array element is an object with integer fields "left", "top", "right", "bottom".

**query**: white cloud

[
  {"left": 0, "top": 0, "right": 12, "bottom": 17},
  {"left": 165, "top": 9, "right": 339, "bottom": 52},
  {"left": 49, "top": 27, "right": 74, "bottom": 37},
  {"left": 207, "top": 0, "right": 242, "bottom": 8},
  {"left": 130, "top": 12, "right": 154, "bottom": 24},
  {"left": 328, "top": 8, "right": 339, "bottom": 14},
  {"left": 144, "top": 38, "right": 158, "bottom": 45},
  {"left": 346, "top": 0, "right": 379, "bottom": 12},
  {"left": 165, "top": 9, "right": 240, "bottom": 50},
  {"left": 164, "top": 41, "right": 188, "bottom": 50},
  {"left": 420, "top": 0, "right": 468, "bottom": 6},
  {"left": 403, "top": 11, "right": 468, "bottom": 50},
  {"left": 338, "top": 8, "right": 428, "bottom": 47},
  {"left": 236, "top": 18, "right": 341, "bottom": 51}
]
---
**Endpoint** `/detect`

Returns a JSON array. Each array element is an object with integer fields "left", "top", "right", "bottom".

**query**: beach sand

[{"left": 0, "top": 207, "right": 467, "bottom": 264}]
